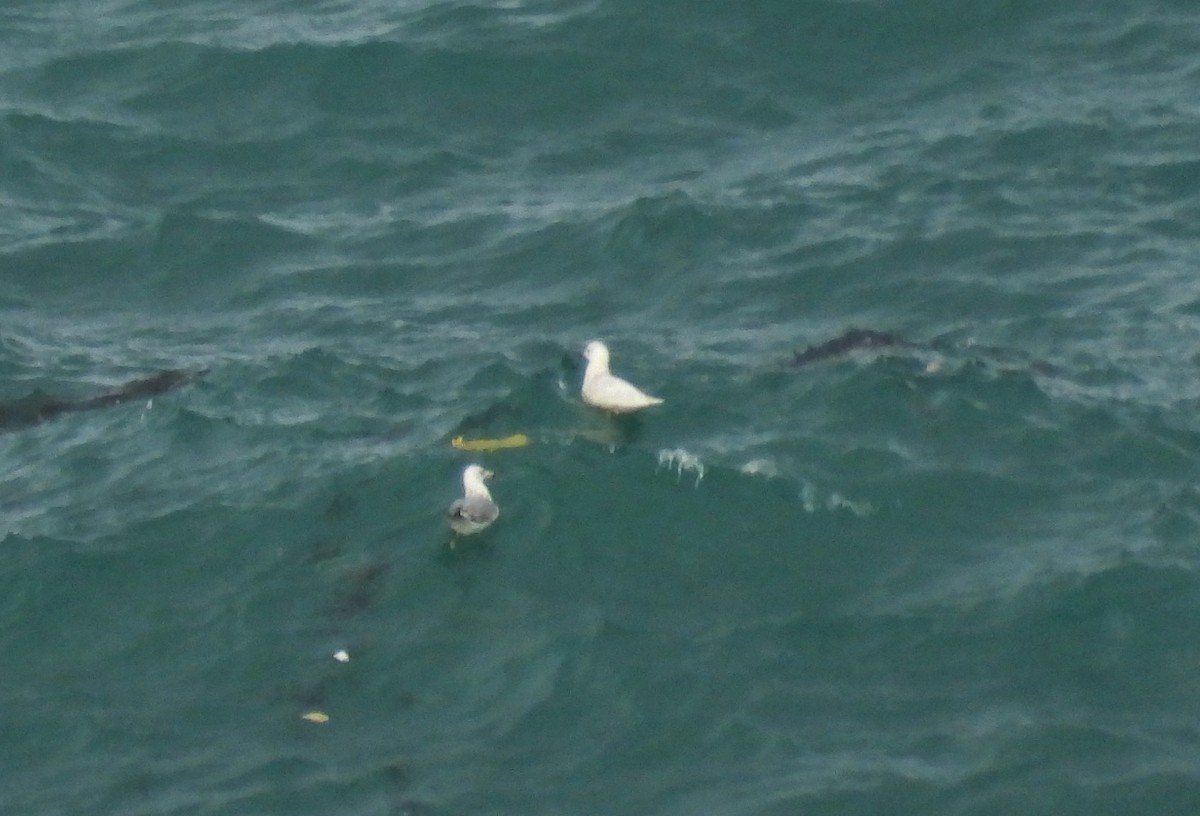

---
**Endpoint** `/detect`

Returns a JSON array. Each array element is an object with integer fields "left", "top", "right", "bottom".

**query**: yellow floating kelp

[{"left": 451, "top": 433, "right": 530, "bottom": 452}]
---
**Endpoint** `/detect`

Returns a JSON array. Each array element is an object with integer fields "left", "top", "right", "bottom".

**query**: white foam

[
  {"left": 658, "top": 448, "right": 705, "bottom": 487},
  {"left": 800, "top": 480, "right": 876, "bottom": 516},
  {"left": 739, "top": 458, "right": 778, "bottom": 478}
]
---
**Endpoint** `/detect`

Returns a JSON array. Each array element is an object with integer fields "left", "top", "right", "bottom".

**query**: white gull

[
  {"left": 581, "top": 340, "right": 664, "bottom": 414},
  {"left": 447, "top": 463, "right": 499, "bottom": 535}
]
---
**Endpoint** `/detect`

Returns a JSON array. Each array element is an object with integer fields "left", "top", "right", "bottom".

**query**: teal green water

[{"left": 5, "top": 1, "right": 1200, "bottom": 813}]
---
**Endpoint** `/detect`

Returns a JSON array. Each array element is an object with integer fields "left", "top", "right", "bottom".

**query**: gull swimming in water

[
  {"left": 581, "top": 340, "right": 664, "bottom": 414},
  {"left": 447, "top": 463, "right": 499, "bottom": 535}
]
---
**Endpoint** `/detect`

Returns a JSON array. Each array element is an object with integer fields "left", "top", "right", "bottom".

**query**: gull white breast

[{"left": 581, "top": 340, "right": 664, "bottom": 414}]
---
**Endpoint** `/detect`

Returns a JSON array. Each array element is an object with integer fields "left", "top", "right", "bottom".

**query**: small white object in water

[
  {"left": 740, "top": 458, "right": 778, "bottom": 478},
  {"left": 658, "top": 448, "right": 704, "bottom": 486},
  {"left": 333, "top": 649, "right": 350, "bottom": 663},
  {"left": 581, "top": 340, "right": 664, "bottom": 414},
  {"left": 447, "top": 463, "right": 500, "bottom": 535}
]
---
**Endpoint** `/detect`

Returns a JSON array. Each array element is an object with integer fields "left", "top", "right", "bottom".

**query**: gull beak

[{"left": 482, "top": 469, "right": 495, "bottom": 480}]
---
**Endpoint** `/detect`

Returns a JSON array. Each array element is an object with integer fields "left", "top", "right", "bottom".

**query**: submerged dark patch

[{"left": 0, "top": 369, "right": 208, "bottom": 432}]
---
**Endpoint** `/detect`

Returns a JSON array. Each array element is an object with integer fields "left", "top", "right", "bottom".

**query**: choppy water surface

[{"left": 4, "top": 1, "right": 1200, "bottom": 813}]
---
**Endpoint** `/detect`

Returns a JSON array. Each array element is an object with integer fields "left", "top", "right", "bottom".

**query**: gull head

[
  {"left": 462, "top": 463, "right": 495, "bottom": 499},
  {"left": 466, "top": 464, "right": 493, "bottom": 479},
  {"left": 583, "top": 340, "right": 611, "bottom": 374}
]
